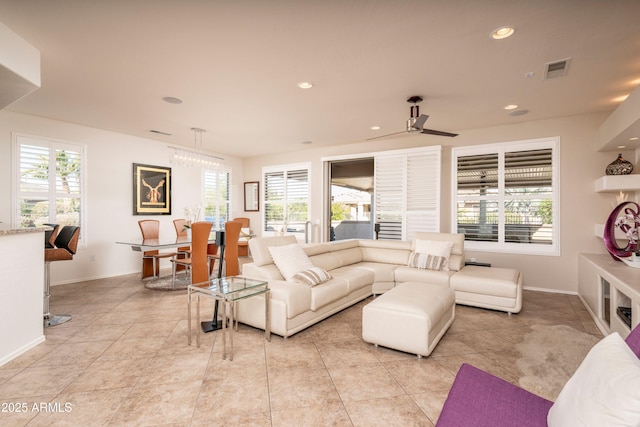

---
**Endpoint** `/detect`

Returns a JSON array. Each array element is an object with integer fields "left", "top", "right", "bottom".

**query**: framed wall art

[
  {"left": 133, "top": 163, "right": 171, "bottom": 215},
  {"left": 244, "top": 181, "right": 259, "bottom": 211}
]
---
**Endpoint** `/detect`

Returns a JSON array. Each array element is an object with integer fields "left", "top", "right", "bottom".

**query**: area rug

[
  {"left": 515, "top": 324, "right": 600, "bottom": 401},
  {"left": 144, "top": 274, "right": 191, "bottom": 291}
]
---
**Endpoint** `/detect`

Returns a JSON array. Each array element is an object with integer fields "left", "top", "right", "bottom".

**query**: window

[
  {"left": 14, "top": 134, "right": 84, "bottom": 231},
  {"left": 263, "top": 164, "right": 310, "bottom": 239},
  {"left": 452, "top": 137, "right": 558, "bottom": 255},
  {"left": 203, "top": 168, "right": 230, "bottom": 230},
  {"left": 374, "top": 147, "right": 441, "bottom": 240}
]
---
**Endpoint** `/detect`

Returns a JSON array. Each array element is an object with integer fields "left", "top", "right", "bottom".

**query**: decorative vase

[
  {"left": 605, "top": 153, "right": 633, "bottom": 175},
  {"left": 186, "top": 228, "right": 192, "bottom": 240}
]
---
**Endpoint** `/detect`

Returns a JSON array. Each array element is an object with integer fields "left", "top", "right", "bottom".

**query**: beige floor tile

[
  {"left": 1, "top": 272, "right": 604, "bottom": 425},
  {"left": 191, "top": 376, "right": 270, "bottom": 421},
  {"left": 411, "top": 388, "right": 451, "bottom": 425},
  {"left": 316, "top": 339, "right": 380, "bottom": 369},
  {"left": 268, "top": 366, "right": 342, "bottom": 411},
  {"left": 265, "top": 340, "right": 323, "bottom": 370},
  {"left": 328, "top": 362, "right": 406, "bottom": 402},
  {"left": 0, "top": 364, "right": 88, "bottom": 399},
  {"left": 0, "top": 396, "right": 54, "bottom": 426},
  {"left": 109, "top": 380, "right": 201, "bottom": 426},
  {"left": 136, "top": 352, "right": 210, "bottom": 387},
  {"left": 65, "top": 324, "right": 130, "bottom": 343},
  {"left": 31, "top": 340, "right": 113, "bottom": 367},
  {"left": 26, "top": 387, "right": 130, "bottom": 427},
  {"left": 271, "top": 402, "right": 353, "bottom": 427},
  {"left": 63, "top": 358, "right": 148, "bottom": 393},
  {"left": 344, "top": 395, "right": 433, "bottom": 427},
  {"left": 96, "top": 336, "right": 165, "bottom": 361},
  {"left": 384, "top": 359, "right": 456, "bottom": 394}
]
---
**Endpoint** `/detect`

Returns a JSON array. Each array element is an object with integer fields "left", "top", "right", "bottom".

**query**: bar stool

[{"left": 44, "top": 225, "right": 80, "bottom": 327}]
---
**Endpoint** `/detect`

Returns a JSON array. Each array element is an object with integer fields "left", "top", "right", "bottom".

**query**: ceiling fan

[{"left": 368, "top": 95, "right": 458, "bottom": 140}]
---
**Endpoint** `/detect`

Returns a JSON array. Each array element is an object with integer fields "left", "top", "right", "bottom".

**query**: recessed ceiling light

[
  {"left": 490, "top": 26, "right": 515, "bottom": 40},
  {"left": 618, "top": 145, "right": 627, "bottom": 149},
  {"left": 370, "top": 126, "right": 381, "bottom": 130},
  {"left": 162, "top": 96, "right": 183, "bottom": 104},
  {"left": 301, "top": 140, "right": 312, "bottom": 145},
  {"left": 630, "top": 137, "right": 639, "bottom": 141},
  {"left": 504, "top": 104, "right": 519, "bottom": 110},
  {"left": 297, "top": 82, "right": 313, "bottom": 89}
]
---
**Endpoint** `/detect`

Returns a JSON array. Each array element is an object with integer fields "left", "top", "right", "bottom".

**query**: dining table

[{"left": 116, "top": 230, "right": 226, "bottom": 279}]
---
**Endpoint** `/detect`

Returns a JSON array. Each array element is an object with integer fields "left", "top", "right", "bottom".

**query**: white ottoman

[{"left": 362, "top": 282, "right": 455, "bottom": 358}]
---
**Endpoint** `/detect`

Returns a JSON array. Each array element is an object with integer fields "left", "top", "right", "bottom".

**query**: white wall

[
  {"left": 0, "top": 109, "right": 630, "bottom": 293},
  {"left": 242, "top": 112, "right": 626, "bottom": 294},
  {"left": 0, "top": 110, "right": 244, "bottom": 284}
]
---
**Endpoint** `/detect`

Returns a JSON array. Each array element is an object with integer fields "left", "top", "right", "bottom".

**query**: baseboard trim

[{"left": 0, "top": 335, "right": 45, "bottom": 367}]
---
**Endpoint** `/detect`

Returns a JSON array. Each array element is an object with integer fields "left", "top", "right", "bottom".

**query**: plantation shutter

[
  {"left": 374, "top": 147, "right": 441, "bottom": 240},
  {"left": 263, "top": 165, "right": 310, "bottom": 236},
  {"left": 203, "top": 169, "right": 230, "bottom": 230},
  {"left": 16, "top": 135, "right": 83, "bottom": 230},
  {"left": 374, "top": 155, "right": 404, "bottom": 240}
]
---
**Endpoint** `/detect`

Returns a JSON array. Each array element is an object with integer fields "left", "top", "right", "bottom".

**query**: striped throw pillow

[
  {"left": 291, "top": 267, "right": 332, "bottom": 287},
  {"left": 408, "top": 252, "right": 448, "bottom": 271}
]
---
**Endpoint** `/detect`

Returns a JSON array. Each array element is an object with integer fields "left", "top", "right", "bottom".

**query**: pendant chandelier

[{"left": 169, "top": 127, "right": 223, "bottom": 169}]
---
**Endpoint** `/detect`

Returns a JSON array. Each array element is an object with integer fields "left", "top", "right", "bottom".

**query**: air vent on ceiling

[
  {"left": 149, "top": 129, "right": 172, "bottom": 136},
  {"left": 544, "top": 58, "right": 571, "bottom": 79}
]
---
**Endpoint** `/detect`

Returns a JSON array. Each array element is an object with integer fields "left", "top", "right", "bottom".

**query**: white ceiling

[{"left": 1, "top": 0, "right": 639, "bottom": 158}]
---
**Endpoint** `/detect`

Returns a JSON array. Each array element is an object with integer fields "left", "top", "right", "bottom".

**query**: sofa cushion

[
  {"left": 329, "top": 265, "right": 375, "bottom": 293},
  {"left": 249, "top": 235, "right": 298, "bottom": 267},
  {"left": 291, "top": 267, "right": 333, "bottom": 287},
  {"left": 394, "top": 265, "right": 454, "bottom": 287},
  {"left": 351, "top": 261, "right": 398, "bottom": 284},
  {"left": 450, "top": 266, "right": 520, "bottom": 299},
  {"left": 268, "top": 244, "right": 314, "bottom": 280},
  {"left": 547, "top": 332, "right": 640, "bottom": 427},
  {"left": 310, "top": 278, "right": 350, "bottom": 311}
]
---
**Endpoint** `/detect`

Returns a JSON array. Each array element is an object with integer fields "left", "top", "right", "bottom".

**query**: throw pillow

[
  {"left": 267, "top": 244, "right": 314, "bottom": 281},
  {"left": 408, "top": 252, "right": 448, "bottom": 271},
  {"left": 547, "top": 332, "right": 640, "bottom": 427},
  {"left": 291, "top": 267, "right": 333, "bottom": 287},
  {"left": 409, "top": 239, "right": 454, "bottom": 271}
]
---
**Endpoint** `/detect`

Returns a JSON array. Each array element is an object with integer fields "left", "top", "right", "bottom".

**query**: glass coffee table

[{"left": 187, "top": 276, "right": 270, "bottom": 360}]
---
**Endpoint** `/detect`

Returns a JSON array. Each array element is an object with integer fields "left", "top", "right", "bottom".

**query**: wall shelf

[{"left": 594, "top": 174, "right": 640, "bottom": 192}]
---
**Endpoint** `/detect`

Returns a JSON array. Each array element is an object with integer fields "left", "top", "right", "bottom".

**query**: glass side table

[{"left": 187, "top": 276, "right": 270, "bottom": 360}]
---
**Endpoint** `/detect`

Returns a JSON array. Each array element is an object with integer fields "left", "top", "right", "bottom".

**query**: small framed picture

[{"left": 133, "top": 163, "right": 171, "bottom": 215}]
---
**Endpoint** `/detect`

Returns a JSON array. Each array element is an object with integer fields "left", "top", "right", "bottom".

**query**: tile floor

[{"left": 0, "top": 273, "right": 601, "bottom": 426}]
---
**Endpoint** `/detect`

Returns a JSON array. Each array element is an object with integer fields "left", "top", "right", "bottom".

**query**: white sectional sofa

[{"left": 236, "top": 232, "right": 523, "bottom": 338}]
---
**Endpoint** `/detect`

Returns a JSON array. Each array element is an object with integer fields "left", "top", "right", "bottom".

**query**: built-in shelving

[
  {"left": 594, "top": 174, "right": 640, "bottom": 192},
  {"left": 578, "top": 253, "right": 640, "bottom": 338}
]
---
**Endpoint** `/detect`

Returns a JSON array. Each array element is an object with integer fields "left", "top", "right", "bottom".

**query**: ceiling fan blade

[
  {"left": 366, "top": 131, "right": 406, "bottom": 141},
  {"left": 421, "top": 128, "right": 459, "bottom": 137},
  {"left": 411, "top": 114, "right": 429, "bottom": 130}
]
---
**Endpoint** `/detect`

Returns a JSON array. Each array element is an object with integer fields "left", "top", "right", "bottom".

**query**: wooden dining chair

[
  {"left": 171, "top": 221, "right": 212, "bottom": 287},
  {"left": 208, "top": 220, "right": 242, "bottom": 277},
  {"left": 138, "top": 219, "right": 176, "bottom": 279},
  {"left": 233, "top": 217, "right": 251, "bottom": 257},
  {"left": 173, "top": 218, "right": 191, "bottom": 271}
]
